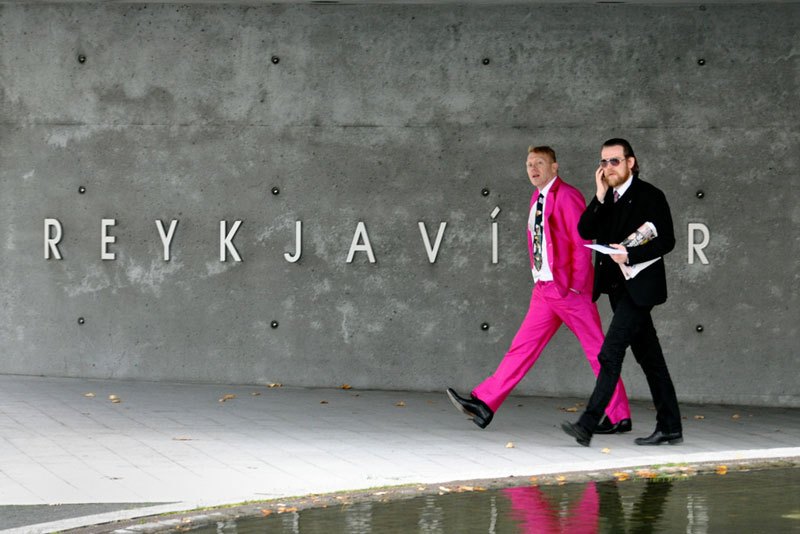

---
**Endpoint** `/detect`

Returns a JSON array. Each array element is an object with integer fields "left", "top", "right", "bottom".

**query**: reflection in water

[
  {"left": 503, "top": 479, "right": 673, "bottom": 533},
  {"left": 503, "top": 482, "right": 599, "bottom": 533},
  {"left": 190, "top": 468, "right": 799, "bottom": 533},
  {"left": 418, "top": 495, "right": 443, "bottom": 533},
  {"left": 686, "top": 494, "right": 709, "bottom": 534}
]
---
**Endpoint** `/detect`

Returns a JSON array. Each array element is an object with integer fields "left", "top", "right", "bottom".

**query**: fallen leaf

[
  {"left": 108, "top": 394, "right": 119, "bottom": 401},
  {"left": 172, "top": 437, "right": 193, "bottom": 441},
  {"left": 614, "top": 472, "right": 630, "bottom": 481},
  {"left": 267, "top": 383, "right": 283, "bottom": 388},
  {"left": 636, "top": 469, "right": 658, "bottom": 479},
  {"left": 564, "top": 407, "right": 578, "bottom": 412},
  {"left": 716, "top": 465, "right": 728, "bottom": 475},
  {"left": 320, "top": 400, "right": 329, "bottom": 404},
  {"left": 732, "top": 414, "right": 740, "bottom": 419},
  {"left": 83, "top": 392, "right": 95, "bottom": 398},
  {"left": 505, "top": 441, "right": 515, "bottom": 448},
  {"left": 373, "top": 491, "right": 388, "bottom": 496},
  {"left": 556, "top": 475, "right": 566, "bottom": 485},
  {"left": 260, "top": 509, "right": 272, "bottom": 517},
  {"left": 395, "top": 401, "right": 406, "bottom": 407},
  {"left": 438, "top": 486, "right": 452, "bottom": 493},
  {"left": 694, "top": 415, "right": 705, "bottom": 420},
  {"left": 251, "top": 392, "right": 261, "bottom": 396},
  {"left": 459, "top": 486, "right": 474, "bottom": 492},
  {"left": 219, "top": 394, "right": 236, "bottom": 402},
  {"left": 277, "top": 507, "right": 298, "bottom": 514},
  {"left": 340, "top": 384, "right": 352, "bottom": 390},
  {"left": 601, "top": 448, "right": 611, "bottom": 454},
  {"left": 529, "top": 476, "right": 539, "bottom": 485}
]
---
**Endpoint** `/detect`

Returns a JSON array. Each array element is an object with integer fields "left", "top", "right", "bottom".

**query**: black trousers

[{"left": 578, "top": 288, "right": 682, "bottom": 435}]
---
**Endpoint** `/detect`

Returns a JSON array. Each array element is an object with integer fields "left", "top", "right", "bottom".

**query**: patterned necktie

[
  {"left": 533, "top": 194, "right": 545, "bottom": 271},
  {"left": 613, "top": 190, "right": 620, "bottom": 203}
]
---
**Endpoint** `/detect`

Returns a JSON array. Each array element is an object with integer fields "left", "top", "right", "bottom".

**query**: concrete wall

[{"left": 0, "top": 2, "right": 797, "bottom": 407}]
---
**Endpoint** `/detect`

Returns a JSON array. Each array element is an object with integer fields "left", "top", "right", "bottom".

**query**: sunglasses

[{"left": 599, "top": 157, "right": 627, "bottom": 168}]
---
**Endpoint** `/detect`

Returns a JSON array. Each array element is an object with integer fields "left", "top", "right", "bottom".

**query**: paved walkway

[{"left": 0, "top": 375, "right": 798, "bottom": 533}]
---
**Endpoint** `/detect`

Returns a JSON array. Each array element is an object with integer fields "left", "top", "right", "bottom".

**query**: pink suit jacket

[{"left": 527, "top": 176, "right": 594, "bottom": 298}]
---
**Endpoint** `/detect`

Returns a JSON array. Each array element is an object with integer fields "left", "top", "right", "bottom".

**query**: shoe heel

[{"left": 668, "top": 437, "right": 683, "bottom": 445}]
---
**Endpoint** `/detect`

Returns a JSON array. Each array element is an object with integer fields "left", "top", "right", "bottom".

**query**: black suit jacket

[{"left": 578, "top": 177, "right": 675, "bottom": 307}]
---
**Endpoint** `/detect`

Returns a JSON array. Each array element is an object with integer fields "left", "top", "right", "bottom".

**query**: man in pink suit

[{"left": 447, "top": 146, "right": 631, "bottom": 433}]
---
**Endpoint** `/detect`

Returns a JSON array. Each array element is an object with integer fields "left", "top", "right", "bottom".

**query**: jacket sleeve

[
  {"left": 627, "top": 187, "right": 676, "bottom": 265},
  {"left": 578, "top": 194, "right": 611, "bottom": 240},
  {"left": 561, "top": 188, "right": 593, "bottom": 294}
]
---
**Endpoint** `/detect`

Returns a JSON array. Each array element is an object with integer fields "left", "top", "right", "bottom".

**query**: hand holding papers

[{"left": 584, "top": 222, "right": 661, "bottom": 280}]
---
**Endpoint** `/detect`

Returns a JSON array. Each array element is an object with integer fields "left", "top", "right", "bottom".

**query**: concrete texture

[
  {"left": 0, "top": 3, "right": 797, "bottom": 406},
  {"left": 0, "top": 375, "right": 798, "bottom": 533}
]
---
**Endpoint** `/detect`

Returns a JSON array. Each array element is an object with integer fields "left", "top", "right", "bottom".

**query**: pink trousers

[{"left": 472, "top": 281, "right": 630, "bottom": 423}]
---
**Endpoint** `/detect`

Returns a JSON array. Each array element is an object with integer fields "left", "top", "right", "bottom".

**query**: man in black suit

[{"left": 561, "top": 138, "right": 682, "bottom": 447}]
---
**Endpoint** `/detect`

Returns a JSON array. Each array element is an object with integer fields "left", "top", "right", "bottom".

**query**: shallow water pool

[{"left": 191, "top": 468, "right": 799, "bottom": 533}]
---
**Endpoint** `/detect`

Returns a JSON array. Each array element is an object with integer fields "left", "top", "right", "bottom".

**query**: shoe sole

[
  {"left": 561, "top": 422, "right": 591, "bottom": 447},
  {"left": 446, "top": 389, "right": 473, "bottom": 418},
  {"left": 635, "top": 437, "right": 683, "bottom": 446},
  {"left": 595, "top": 425, "right": 632, "bottom": 435},
  {"left": 446, "top": 389, "right": 489, "bottom": 428}
]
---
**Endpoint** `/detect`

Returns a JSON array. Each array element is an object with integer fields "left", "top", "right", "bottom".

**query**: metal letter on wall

[
  {"left": 220, "top": 220, "right": 243, "bottom": 262},
  {"left": 418, "top": 222, "right": 447, "bottom": 263},
  {"left": 156, "top": 219, "right": 179, "bottom": 261},
  {"left": 688, "top": 223, "right": 710, "bottom": 265},
  {"left": 346, "top": 221, "right": 376, "bottom": 263},
  {"left": 491, "top": 207, "right": 501, "bottom": 264},
  {"left": 284, "top": 221, "right": 302, "bottom": 263},
  {"left": 101, "top": 219, "right": 117, "bottom": 260},
  {"left": 44, "top": 218, "right": 63, "bottom": 260}
]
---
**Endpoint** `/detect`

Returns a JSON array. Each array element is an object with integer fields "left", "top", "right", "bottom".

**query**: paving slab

[{"left": 0, "top": 375, "right": 797, "bottom": 533}]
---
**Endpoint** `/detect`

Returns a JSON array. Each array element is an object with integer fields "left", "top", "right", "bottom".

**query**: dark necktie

[
  {"left": 533, "top": 194, "right": 544, "bottom": 271},
  {"left": 613, "top": 190, "right": 620, "bottom": 203}
]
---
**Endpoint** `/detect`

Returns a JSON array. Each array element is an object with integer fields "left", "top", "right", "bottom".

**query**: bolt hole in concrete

[{"left": 182, "top": 468, "right": 798, "bottom": 533}]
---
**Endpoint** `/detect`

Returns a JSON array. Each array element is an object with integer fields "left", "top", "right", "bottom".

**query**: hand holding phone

[{"left": 595, "top": 165, "right": 608, "bottom": 201}]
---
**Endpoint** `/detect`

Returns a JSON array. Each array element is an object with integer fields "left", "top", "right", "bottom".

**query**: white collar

[{"left": 614, "top": 175, "right": 634, "bottom": 199}]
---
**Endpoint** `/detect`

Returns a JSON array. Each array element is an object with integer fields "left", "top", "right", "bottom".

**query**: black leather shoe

[
  {"left": 446, "top": 388, "right": 493, "bottom": 428},
  {"left": 634, "top": 430, "right": 683, "bottom": 446},
  {"left": 595, "top": 416, "right": 632, "bottom": 435},
  {"left": 561, "top": 421, "right": 592, "bottom": 447}
]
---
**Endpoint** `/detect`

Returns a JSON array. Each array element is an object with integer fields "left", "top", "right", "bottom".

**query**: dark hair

[
  {"left": 602, "top": 138, "right": 639, "bottom": 175},
  {"left": 528, "top": 145, "right": 557, "bottom": 163}
]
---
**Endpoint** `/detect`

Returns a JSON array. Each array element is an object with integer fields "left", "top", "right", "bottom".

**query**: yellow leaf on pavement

[
  {"left": 601, "top": 448, "right": 611, "bottom": 454},
  {"left": 716, "top": 465, "right": 728, "bottom": 475},
  {"left": 505, "top": 441, "right": 515, "bottom": 448}
]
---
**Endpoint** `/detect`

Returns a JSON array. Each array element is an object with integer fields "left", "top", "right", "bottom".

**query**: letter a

[{"left": 346, "top": 221, "right": 376, "bottom": 263}]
